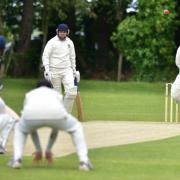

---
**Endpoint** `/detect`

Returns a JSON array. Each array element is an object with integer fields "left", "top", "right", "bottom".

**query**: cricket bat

[
  {"left": 74, "top": 77, "right": 84, "bottom": 121},
  {"left": 76, "top": 91, "right": 84, "bottom": 121}
]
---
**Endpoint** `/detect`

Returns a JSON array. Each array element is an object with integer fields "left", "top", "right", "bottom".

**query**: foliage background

[
  {"left": 112, "top": 0, "right": 179, "bottom": 81},
  {"left": 0, "top": 0, "right": 179, "bottom": 81}
]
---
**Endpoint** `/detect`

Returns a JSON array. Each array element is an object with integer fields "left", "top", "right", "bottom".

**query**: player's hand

[
  {"left": 44, "top": 71, "right": 52, "bottom": 82},
  {"left": 74, "top": 71, "right": 80, "bottom": 83}
]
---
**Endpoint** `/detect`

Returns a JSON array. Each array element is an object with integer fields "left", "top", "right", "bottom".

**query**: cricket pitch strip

[{"left": 6, "top": 121, "right": 180, "bottom": 157}]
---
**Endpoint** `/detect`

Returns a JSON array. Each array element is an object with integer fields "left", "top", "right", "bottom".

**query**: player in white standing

[
  {"left": 8, "top": 79, "right": 93, "bottom": 171},
  {"left": 0, "top": 96, "right": 19, "bottom": 154},
  {"left": 171, "top": 46, "right": 180, "bottom": 101},
  {"left": 0, "top": 36, "right": 19, "bottom": 153},
  {"left": 42, "top": 23, "right": 80, "bottom": 113}
]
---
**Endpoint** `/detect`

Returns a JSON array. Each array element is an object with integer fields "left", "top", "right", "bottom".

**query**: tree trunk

[
  {"left": 115, "top": 1, "right": 126, "bottom": 81},
  {"left": 117, "top": 53, "right": 123, "bottom": 81},
  {"left": 17, "top": 0, "right": 33, "bottom": 53},
  {"left": 14, "top": 0, "right": 33, "bottom": 76}
]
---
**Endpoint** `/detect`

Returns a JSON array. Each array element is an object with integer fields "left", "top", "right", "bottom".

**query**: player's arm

[
  {"left": 42, "top": 40, "right": 53, "bottom": 81},
  {"left": 5, "top": 105, "right": 19, "bottom": 120},
  {"left": 69, "top": 41, "right": 76, "bottom": 75},
  {"left": 42, "top": 40, "right": 53, "bottom": 72}
]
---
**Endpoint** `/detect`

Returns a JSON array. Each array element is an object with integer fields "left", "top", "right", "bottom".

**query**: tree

[
  {"left": 4, "top": 0, "right": 90, "bottom": 77},
  {"left": 175, "top": 0, "right": 180, "bottom": 46},
  {"left": 5, "top": 1, "right": 24, "bottom": 38},
  {"left": 83, "top": 0, "right": 130, "bottom": 79},
  {"left": 112, "top": 0, "right": 178, "bottom": 81},
  {"left": 2, "top": 0, "right": 131, "bottom": 79},
  {"left": 16, "top": 0, "right": 33, "bottom": 53},
  {"left": 39, "top": 0, "right": 90, "bottom": 73},
  {"left": 0, "top": 0, "right": 5, "bottom": 34},
  {"left": 12, "top": 0, "right": 33, "bottom": 76},
  {"left": 0, "top": 0, "right": 14, "bottom": 35}
]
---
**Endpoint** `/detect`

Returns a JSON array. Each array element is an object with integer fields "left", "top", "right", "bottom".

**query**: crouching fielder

[
  {"left": 171, "top": 46, "right": 180, "bottom": 102},
  {"left": 0, "top": 97, "right": 19, "bottom": 154},
  {"left": 8, "top": 80, "right": 93, "bottom": 171}
]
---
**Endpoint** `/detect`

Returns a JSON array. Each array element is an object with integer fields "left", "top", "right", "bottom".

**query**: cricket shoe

[
  {"left": 8, "top": 159, "right": 22, "bottom": 169},
  {"left": 33, "top": 151, "right": 42, "bottom": 164},
  {"left": 79, "top": 161, "right": 93, "bottom": 171},
  {"left": 45, "top": 151, "right": 53, "bottom": 165}
]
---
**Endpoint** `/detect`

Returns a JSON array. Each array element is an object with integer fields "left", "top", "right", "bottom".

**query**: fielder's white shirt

[
  {"left": 42, "top": 36, "right": 76, "bottom": 72},
  {"left": 21, "top": 87, "right": 68, "bottom": 120}
]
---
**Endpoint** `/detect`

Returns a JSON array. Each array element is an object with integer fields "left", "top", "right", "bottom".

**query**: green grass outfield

[
  {"left": 1, "top": 136, "right": 180, "bottom": 180},
  {"left": 1, "top": 78, "right": 166, "bottom": 121},
  {"left": 0, "top": 79, "right": 179, "bottom": 179}
]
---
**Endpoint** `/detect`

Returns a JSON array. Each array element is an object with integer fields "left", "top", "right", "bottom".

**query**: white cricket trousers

[
  {"left": 50, "top": 67, "right": 77, "bottom": 113},
  {"left": 13, "top": 114, "right": 89, "bottom": 163},
  {"left": 0, "top": 114, "right": 16, "bottom": 148}
]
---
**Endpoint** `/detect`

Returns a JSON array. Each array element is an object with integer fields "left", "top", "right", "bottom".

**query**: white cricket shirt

[{"left": 21, "top": 87, "right": 68, "bottom": 120}]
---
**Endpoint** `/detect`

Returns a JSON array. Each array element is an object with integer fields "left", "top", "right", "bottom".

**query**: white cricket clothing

[
  {"left": 50, "top": 67, "right": 77, "bottom": 113},
  {"left": 171, "top": 74, "right": 180, "bottom": 102},
  {"left": 42, "top": 36, "right": 77, "bottom": 113},
  {"left": 175, "top": 47, "right": 180, "bottom": 69},
  {"left": 50, "top": 67, "right": 75, "bottom": 92},
  {"left": 0, "top": 114, "right": 15, "bottom": 147},
  {"left": 21, "top": 87, "right": 67, "bottom": 120},
  {"left": 13, "top": 86, "right": 89, "bottom": 165},
  {"left": 171, "top": 47, "right": 180, "bottom": 102},
  {"left": 42, "top": 36, "right": 76, "bottom": 72},
  {"left": 0, "top": 97, "right": 17, "bottom": 148}
]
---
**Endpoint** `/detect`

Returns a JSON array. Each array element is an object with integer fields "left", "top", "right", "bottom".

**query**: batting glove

[{"left": 74, "top": 71, "right": 80, "bottom": 83}]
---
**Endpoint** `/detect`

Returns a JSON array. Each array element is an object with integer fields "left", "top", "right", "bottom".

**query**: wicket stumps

[{"left": 165, "top": 83, "right": 179, "bottom": 123}]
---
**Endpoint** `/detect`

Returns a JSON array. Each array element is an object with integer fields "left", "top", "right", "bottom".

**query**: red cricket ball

[{"left": 163, "top": 9, "right": 170, "bottom": 15}]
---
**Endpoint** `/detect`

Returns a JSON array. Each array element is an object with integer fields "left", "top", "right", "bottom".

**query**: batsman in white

[
  {"left": 171, "top": 46, "right": 180, "bottom": 101},
  {"left": 42, "top": 23, "right": 80, "bottom": 113},
  {"left": 8, "top": 80, "right": 93, "bottom": 171},
  {"left": 0, "top": 97, "right": 19, "bottom": 154}
]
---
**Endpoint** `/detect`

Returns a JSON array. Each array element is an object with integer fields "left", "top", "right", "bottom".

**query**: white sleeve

[
  {"left": 0, "top": 97, "right": 19, "bottom": 119},
  {"left": 175, "top": 47, "right": 180, "bottom": 69},
  {"left": 69, "top": 40, "right": 76, "bottom": 73},
  {"left": 5, "top": 105, "right": 19, "bottom": 119},
  {"left": 42, "top": 40, "right": 53, "bottom": 72}
]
